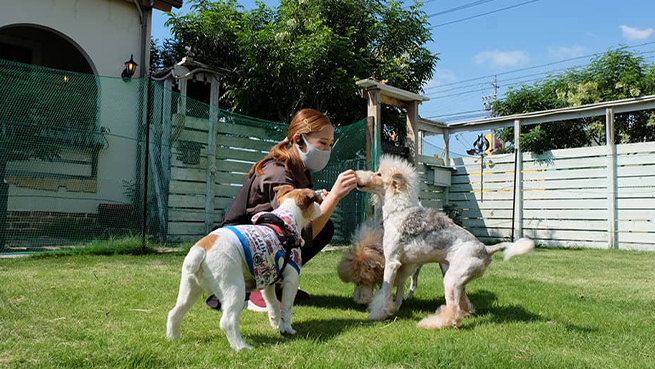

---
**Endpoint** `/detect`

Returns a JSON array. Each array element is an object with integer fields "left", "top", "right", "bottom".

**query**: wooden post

[
  {"left": 606, "top": 108, "right": 617, "bottom": 249},
  {"left": 178, "top": 78, "right": 187, "bottom": 116},
  {"left": 366, "top": 117, "right": 374, "bottom": 170},
  {"left": 205, "top": 75, "right": 219, "bottom": 233},
  {"left": 366, "top": 88, "right": 382, "bottom": 171},
  {"left": 162, "top": 78, "right": 173, "bottom": 186},
  {"left": 406, "top": 100, "right": 419, "bottom": 167},
  {"left": 417, "top": 130, "right": 424, "bottom": 157},
  {"left": 443, "top": 128, "right": 450, "bottom": 167},
  {"left": 443, "top": 128, "right": 450, "bottom": 206},
  {"left": 512, "top": 119, "right": 523, "bottom": 240}
]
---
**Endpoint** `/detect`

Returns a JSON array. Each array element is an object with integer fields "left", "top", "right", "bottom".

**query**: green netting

[
  {"left": 0, "top": 58, "right": 369, "bottom": 252},
  {"left": 314, "top": 118, "right": 368, "bottom": 244}
]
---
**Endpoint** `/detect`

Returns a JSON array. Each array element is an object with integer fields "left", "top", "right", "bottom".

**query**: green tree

[
  {"left": 165, "top": 0, "right": 437, "bottom": 137},
  {"left": 493, "top": 48, "right": 655, "bottom": 153},
  {"left": 150, "top": 38, "right": 187, "bottom": 75}
]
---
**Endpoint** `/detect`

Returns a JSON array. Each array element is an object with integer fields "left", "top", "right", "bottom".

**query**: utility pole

[{"left": 482, "top": 75, "right": 498, "bottom": 111}]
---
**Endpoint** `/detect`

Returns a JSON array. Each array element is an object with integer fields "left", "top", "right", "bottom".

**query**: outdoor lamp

[{"left": 122, "top": 54, "right": 138, "bottom": 80}]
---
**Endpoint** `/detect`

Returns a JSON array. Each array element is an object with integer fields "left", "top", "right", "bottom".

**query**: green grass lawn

[{"left": 1, "top": 244, "right": 654, "bottom": 369}]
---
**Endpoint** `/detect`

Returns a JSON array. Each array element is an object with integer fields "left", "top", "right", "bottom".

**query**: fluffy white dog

[
  {"left": 356, "top": 155, "right": 535, "bottom": 329},
  {"left": 166, "top": 185, "right": 321, "bottom": 350}
]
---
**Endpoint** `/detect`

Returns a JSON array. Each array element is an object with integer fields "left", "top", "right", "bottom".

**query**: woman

[{"left": 206, "top": 108, "right": 358, "bottom": 312}]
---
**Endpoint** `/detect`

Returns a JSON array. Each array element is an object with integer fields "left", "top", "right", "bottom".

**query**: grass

[{"left": 1, "top": 246, "right": 655, "bottom": 369}]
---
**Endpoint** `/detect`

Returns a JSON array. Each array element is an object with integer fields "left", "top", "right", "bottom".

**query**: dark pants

[{"left": 300, "top": 219, "right": 334, "bottom": 266}]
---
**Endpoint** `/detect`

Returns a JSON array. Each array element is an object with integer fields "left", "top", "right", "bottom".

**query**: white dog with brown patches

[
  {"left": 166, "top": 185, "right": 321, "bottom": 350},
  {"left": 356, "top": 155, "right": 534, "bottom": 329}
]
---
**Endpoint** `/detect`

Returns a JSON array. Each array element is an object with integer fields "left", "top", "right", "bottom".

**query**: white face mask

[{"left": 297, "top": 134, "right": 331, "bottom": 172}]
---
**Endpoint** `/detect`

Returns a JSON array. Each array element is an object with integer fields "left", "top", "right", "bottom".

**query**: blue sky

[{"left": 152, "top": 0, "right": 655, "bottom": 158}]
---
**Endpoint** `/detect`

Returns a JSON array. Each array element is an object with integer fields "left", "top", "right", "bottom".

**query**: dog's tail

[
  {"left": 182, "top": 246, "right": 206, "bottom": 275},
  {"left": 486, "top": 238, "right": 535, "bottom": 261}
]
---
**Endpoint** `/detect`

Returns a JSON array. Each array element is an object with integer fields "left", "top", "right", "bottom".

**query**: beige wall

[{"left": 1, "top": 0, "right": 152, "bottom": 213}]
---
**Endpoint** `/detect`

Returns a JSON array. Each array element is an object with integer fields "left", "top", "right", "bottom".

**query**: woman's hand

[{"left": 329, "top": 169, "right": 358, "bottom": 200}]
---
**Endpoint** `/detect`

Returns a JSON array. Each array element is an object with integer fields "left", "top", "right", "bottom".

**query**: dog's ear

[
  {"left": 391, "top": 172, "right": 407, "bottom": 192},
  {"left": 273, "top": 185, "right": 295, "bottom": 200}
]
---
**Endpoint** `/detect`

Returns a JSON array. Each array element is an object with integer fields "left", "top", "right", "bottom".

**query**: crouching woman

[{"left": 206, "top": 108, "right": 358, "bottom": 311}]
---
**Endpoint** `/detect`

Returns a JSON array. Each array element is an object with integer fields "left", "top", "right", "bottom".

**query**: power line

[
  {"left": 423, "top": 139, "right": 471, "bottom": 158},
  {"left": 425, "top": 48, "right": 655, "bottom": 94},
  {"left": 427, "top": 0, "right": 498, "bottom": 18},
  {"left": 424, "top": 40, "right": 655, "bottom": 90},
  {"left": 425, "top": 51, "right": 655, "bottom": 100},
  {"left": 430, "top": 0, "right": 542, "bottom": 29}
]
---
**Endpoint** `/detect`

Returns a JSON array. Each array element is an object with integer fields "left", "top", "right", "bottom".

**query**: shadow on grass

[
  {"left": 246, "top": 318, "right": 366, "bottom": 345},
  {"left": 298, "top": 290, "right": 594, "bottom": 335},
  {"left": 295, "top": 294, "right": 365, "bottom": 311}
]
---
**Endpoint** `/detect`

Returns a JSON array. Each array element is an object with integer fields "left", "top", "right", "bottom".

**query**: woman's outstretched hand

[{"left": 329, "top": 169, "right": 358, "bottom": 200}]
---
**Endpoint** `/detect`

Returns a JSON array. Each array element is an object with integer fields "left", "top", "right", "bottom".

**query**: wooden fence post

[
  {"left": 162, "top": 79, "right": 173, "bottom": 186},
  {"left": 366, "top": 89, "right": 382, "bottom": 171},
  {"left": 606, "top": 108, "right": 617, "bottom": 249},
  {"left": 513, "top": 119, "right": 523, "bottom": 240},
  {"left": 205, "top": 75, "right": 219, "bottom": 233},
  {"left": 406, "top": 100, "right": 419, "bottom": 167}
]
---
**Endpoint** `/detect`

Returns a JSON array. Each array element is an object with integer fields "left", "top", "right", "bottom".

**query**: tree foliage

[
  {"left": 150, "top": 38, "right": 187, "bottom": 75},
  {"left": 493, "top": 49, "right": 655, "bottom": 153},
  {"left": 163, "top": 0, "right": 437, "bottom": 136}
]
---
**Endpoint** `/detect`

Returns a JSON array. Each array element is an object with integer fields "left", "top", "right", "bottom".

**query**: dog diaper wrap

[{"left": 224, "top": 208, "right": 302, "bottom": 290}]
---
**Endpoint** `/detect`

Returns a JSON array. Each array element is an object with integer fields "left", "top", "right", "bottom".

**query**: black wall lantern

[{"left": 121, "top": 54, "right": 138, "bottom": 80}]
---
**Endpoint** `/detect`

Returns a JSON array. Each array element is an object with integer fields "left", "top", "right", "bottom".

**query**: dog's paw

[
  {"left": 269, "top": 315, "right": 280, "bottom": 329},
  {"left": 234, "top": 343, "right": 254, "bottom": 351},
  {"left": 367, "top": 311, "right": 388, "bottom": 321},
  {"left": 279, "top": 324, "right": 296, "bottom": 336},
  {"left": 417, "top": 305, "right": 460, "bottom": 329},
  {"left": 166, "top": 329, "right": 180, "bottom": 340}
]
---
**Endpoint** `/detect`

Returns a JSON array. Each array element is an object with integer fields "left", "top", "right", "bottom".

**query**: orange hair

[{"left": 248, "top": 109, "right": 333, "bottom": 178}]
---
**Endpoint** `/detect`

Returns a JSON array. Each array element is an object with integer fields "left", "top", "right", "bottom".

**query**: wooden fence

[
  {"left": 167, "top": 114, "right": 285, "bottom": 241},
  {"left": 448, "top": 141, "right": 655, "bottom": 251},
  {"left": 164, "top": 113, "right": 447, "bottom": 242},
  {"left": 418, "top": 155, "right": 448, "bottom": 210}
]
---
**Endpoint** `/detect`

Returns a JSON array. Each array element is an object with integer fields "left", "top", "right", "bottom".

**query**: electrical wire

[
  {"left": 424, "top": 48, "right": 655, "bottom": 95},
  {"left": 430, "top": 0, "right": 542, "bottom": 29},
  {"left": 424, "top": 41, "right": 655, "bottom": 90},
  {"left": 426, "top": 0, "right": 499, "bottom": 18}
]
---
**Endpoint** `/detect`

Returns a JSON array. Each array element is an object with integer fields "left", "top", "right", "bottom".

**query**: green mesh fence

[
  {"left": 314, "top": 119, "right": 368, "bottom": 244},
  {"left": 0, "top": 58, "right": 369, "bottom": 252}
]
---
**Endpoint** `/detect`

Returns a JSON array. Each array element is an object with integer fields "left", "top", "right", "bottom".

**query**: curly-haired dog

[
  {"left": 166, "top": 185, "right": 321, "bottom": 350},
  {"left": 337, "top": 221, "right": 422, "bottom": 305},
  {"left": 355, "top": 155, "right": 534, "bottom": 329}
]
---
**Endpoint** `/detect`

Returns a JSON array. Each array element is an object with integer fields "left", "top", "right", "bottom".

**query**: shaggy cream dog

[
  {"left": 356, "top": 155, "right": 534, "bottom": 329},
  {"left": 337, "top": 220, "right": 422, "bottom": 305},
  {"left": 166, "top": 185, "right": 321, "bottom": 350}
]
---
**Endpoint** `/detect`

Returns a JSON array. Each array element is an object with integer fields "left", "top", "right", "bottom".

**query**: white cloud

[
  {"left": 549, "top": 45, "right": 586, "bottom": 59},
  {"left": 424, "top": 69, "right": 457, "bottom": 89},
  {"left": 474, "top": 50, "right": 529, "bottom": 67},
  {"left": 620, "top": 25, "right": 654, "bottom": 41}
]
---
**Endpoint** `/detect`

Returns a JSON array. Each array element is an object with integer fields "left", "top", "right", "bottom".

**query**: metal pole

[
  {"left": 480, "top": 154, "right": 484, "bottom": 202},
  {"left": 141, "top": 76, "right": 153, "bottom": 250}
]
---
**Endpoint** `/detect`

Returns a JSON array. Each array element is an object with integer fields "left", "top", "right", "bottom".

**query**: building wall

[
  {"left": 0, "top": 0, "right": 148, "bottom": 77},
  {"left": 1, "top": 0, "right": 152, "bottom": 214}
]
